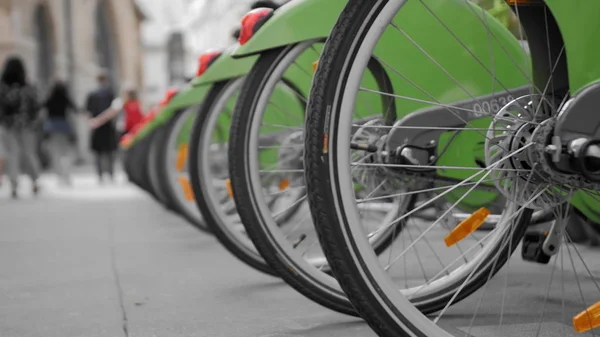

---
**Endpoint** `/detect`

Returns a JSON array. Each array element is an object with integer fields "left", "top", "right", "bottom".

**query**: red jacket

[{"left": 124, "top": 100, "right": 144, "bottom": 132}]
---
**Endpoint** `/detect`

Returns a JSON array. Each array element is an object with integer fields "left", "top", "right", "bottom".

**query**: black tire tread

[
  {"left": 228, "top": 45, "right": 358, "bottom": 316},
  {"left": 305, "top": 1, "right": 530, "bottom": 336},
  {"left": 189, "top": 80, "right": 276, "bottom": 275},
  {"left": 156, "top": 108, "right": 209, "bottom": 231}
]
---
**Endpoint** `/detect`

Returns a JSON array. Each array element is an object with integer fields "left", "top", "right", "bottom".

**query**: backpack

[{"left": 2, "top": 85, "right": 24, "bottom": 116}]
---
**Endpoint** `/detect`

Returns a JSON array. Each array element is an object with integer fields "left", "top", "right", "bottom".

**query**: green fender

[
  {"left": 193, "top": 46, "right": 258, "bottom": 86},
  {"left": 131, "top": 84, "right": 210, "bottom": 145},
  {"left": 155, "top": 84, "right": 209, "bottom": 124},
  {"left": 231, "top": 0, "right": 346, "bottom": 58}
]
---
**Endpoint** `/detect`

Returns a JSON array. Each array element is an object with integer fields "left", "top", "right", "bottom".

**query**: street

[
  {"left": 0, "top": 171, "right": 373, "bottom": 337},
  {"left": 0, "top": 171, "right": 597, "bottom": 337}
]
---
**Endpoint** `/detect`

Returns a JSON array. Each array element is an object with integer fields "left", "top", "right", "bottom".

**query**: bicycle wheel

[
  {"left": 124, "top": 143, "right": 141, "bottom": 188},
  {"left": 147, "top": 125, "right": 175, "bottom": 208},
  {"left": 228, "top": 40, "right": 409, "bottom": 315},
  {"left": 304, "top": 0, "right": 568, "bottom": 336},
  {"left": 136, "top": 130, "right": 161, "bottom": 197},
  {"left": 189, "top": 79, "right": 276, "bottom": 276},
  {"left": 157, "top": 106, "right": 208, "bottom": 231}
]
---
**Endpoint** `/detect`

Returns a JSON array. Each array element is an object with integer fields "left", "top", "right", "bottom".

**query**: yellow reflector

[
  {"left": 444, "top": 207, "right": 490, "bottom": 247},
  {"left": 177, "top": 176, "right": 195, "bottom": 201},
  {"left": 225, "top": 179, "right": 234, "bottom": 199},
  {"left": 176, "top": 144, "right": 189, "bottom": 172},
  {"left": 279, "top": 179, "right": 290, "bottom": 191},
  {"left": 312, "top": 61, "right": 319, "bottom": 73},
  {"left": 574, "top": 301, "right": 600, "bottom": 333}
]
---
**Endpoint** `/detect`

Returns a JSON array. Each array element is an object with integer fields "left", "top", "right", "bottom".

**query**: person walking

[
  {"left": 120, "top": 88, "right": 144, "bottom": 137},
  {"left": 89, "top": 87, "right": 144, "bottom": 158},
  {"left": 0, "top": 56, "right": 42, "bottom": 198},
  {"left": 0, "top": 126, "right": 5, "bottom": 187},
  {"left": 85, "top": 72, "right": 118, "bottom": 183},
  {"left": 43, "top": 81, "right": 77, "bottom": 185}
]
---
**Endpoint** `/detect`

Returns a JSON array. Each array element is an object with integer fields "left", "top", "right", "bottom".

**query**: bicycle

[{"left": 305, "top": 0, "right": 600, "bottom": 335}]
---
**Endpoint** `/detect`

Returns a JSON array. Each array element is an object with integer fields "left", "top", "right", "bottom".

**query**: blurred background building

[
  {"left": 183, "top": 0, "right": 260, "bottom": 61},
  {"left": 0, "top": 0, "right": 290, "bottom": 160},
  {"left": 0, "top": 0, "right": 290, "bottom": 108},
  {"left": 137, "top": 0, "right": 188, "bottom": 108},
  {"left": 0, "top": 0, "right": 144, "bottom": 105},
  {"left": 0, "top": 0, "right": 144, "bottom": 163},
  {"left": 138, "top": 0, "right": 288, "bottom": 107},
  {"left": 184, "top": 0, "right": 289, "bottom": 59}
]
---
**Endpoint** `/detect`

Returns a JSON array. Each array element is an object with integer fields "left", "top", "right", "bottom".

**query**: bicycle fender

[
  {"left": 231, "top": 0, "right": 346, "bottom": 58},
  {"left": 133, "top": 85, "right": 210, "bottom": 144},
  {"left": 193, "top": 46, "right": 257, "bottom": 85}
]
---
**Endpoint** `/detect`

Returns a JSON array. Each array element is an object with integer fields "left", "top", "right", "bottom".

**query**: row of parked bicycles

[{"left": 122, "top": 0, "right": 600, "bottom": 336}]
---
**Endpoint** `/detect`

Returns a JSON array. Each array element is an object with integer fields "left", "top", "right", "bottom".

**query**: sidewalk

[{"left": 0, "top": 171, "right": 372, "bottom": 337}]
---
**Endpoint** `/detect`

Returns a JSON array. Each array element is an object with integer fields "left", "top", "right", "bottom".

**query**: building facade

[
  {"left": 0, "top": 0, "right": 144, "bottom": 162},
  {"left": 136, "top": 0, "right": 289, "bottom": 108},
  {"left": 136, "top": 0, "right": 189, "bottom": 108},
  {"left": 0, "top": 0, "right": 144, "bottom": 105},
  {"left": 183, "top": 0, "right": 255, "bottom": 61}
]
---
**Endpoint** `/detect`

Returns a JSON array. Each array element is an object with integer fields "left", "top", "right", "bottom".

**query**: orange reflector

[
  {"left": 177, "top": 177, "right": 195, "bottom": 201},
  {"left": 444, "top": 207, "right": 490, "bottom": 247},
  {"left": 225, "top": 179, "right": 234, "bottom": 199},
  {"left": 312, "top": 61, "right": 319, "bottom": 73},
  {"left": 279, "top": 179, "right": 290, "bottom": 191},
  {"left": 574, "top": 301, "right": 600, "bottom": 333},
  {"left": 176, "top": 144, "right": 188, "bottom": 172}
]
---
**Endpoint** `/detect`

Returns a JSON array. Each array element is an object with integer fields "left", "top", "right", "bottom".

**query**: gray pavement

[
  {"left": 0, "top": 172, "right": 373, "bottom": 337},
  {"left": 1, "top": 171, "right": 599, "bottom": 337}
]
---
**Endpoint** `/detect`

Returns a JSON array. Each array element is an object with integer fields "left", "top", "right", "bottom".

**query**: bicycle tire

[
  {"left": 189, "top": 79, "right": 276, "bottom": 276},
  {"left": 228, "top": 44, "right": 359, "bottom": 316},
  {"left": 305, "top": 1, "right": 532, "bottom": 335},
  {"left": 157, "top": 107, "right": 209, "bottom": 232}
]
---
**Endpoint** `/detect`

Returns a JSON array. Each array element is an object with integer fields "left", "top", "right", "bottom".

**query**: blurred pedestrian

[
  {"left": 121, "top": 88, "right": 144, "bottom": 137},
  {"left": 89, "top": 87, "right": 144, "bottom": 168},
  {"left": 0, "top": 56, "right": 42, "bottom": 198},
  {"left": 0, "top": 126, "right": 5, "bottom": 186},
  {"left": 85, "top": 71, "right": 118, "bottom": 183},
  {"left": 43, "top": 81, "right": 77, "bottom": 186}
]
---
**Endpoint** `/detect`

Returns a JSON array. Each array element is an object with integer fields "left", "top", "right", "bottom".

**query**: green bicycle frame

[
  {"left": 231, "top": 0, "right": 347, "bottom": 58},
  {"left": 231, "top": 0, "right": 534, "bottom": 209},
  {"left": 190, "top": 0, "right": 346, "bottom": 167},
  {"left": 130, "top": 84, "right": 209, "bottom": 146}
]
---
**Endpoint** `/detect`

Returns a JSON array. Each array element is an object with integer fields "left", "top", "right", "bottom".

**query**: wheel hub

[
  {"left": 485, "top": 95, "right": 567, "bottom": 209},
  {"left": 486, "top": 95, "right": 600, "bottom": 209}
]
